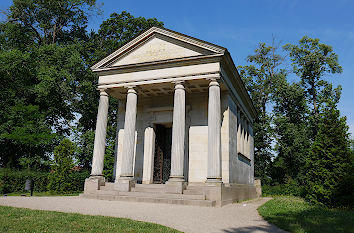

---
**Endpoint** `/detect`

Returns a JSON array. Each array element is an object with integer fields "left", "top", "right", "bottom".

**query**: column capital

[
  {"left": 99, "top": 89, "right": 108, "bottom": 96},
  {"left": 208, "top": 79, "right": 220, "bottom": 87},
  {"left": 174, "top": 82, "right": 185, "bottom": 90},
  {"left": 125, "top": 86, "right": 137, "bottom": 95}
]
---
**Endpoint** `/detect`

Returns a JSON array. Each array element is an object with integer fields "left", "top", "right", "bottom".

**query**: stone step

[
  {"left": 119, "top": 191, "right": 205, "bottom": 200},
  {"left": 97, "top": 190, "right": 119, "bottom": 195},
  {"left": 186, "top": 185, "right": 204, "bottom": 190},
  {"left": 183, "top": 189, "right": 204, "bottom": 195},
  {"left": 135, "top": 184, "right": 165, "bottom": 189},
  {"left": 132, "top": 187, "right": 166, "bottom": 193},
  {"left": 81, "top": 194, "right": 215, "bottom": 207}
]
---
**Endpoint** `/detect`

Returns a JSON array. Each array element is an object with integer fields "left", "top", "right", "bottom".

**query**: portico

[{"left": 82, "top": 27, "right": 260, "bottom": 206}]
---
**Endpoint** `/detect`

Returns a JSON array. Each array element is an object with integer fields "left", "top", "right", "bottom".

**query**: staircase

[{"left": 82, "top": 183, "right": 215, "bottom": 207}]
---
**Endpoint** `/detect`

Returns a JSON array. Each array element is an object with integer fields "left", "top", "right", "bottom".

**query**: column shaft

[
  {"left": 170, "top": 82, "right": 186, "bottom": 181},
  {"left": 207, "top": 80, "right": 222, "bottom": 182},
  {"left": 120, "top": 88, "right": 138, "bottom": 178},
  {"left": 91, "top": 90, "right": 109, "bottom": 176}
]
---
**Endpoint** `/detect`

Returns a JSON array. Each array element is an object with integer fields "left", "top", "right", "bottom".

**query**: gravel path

[{"left": 0, "top": 196, "right": 285, "bottom": 233}]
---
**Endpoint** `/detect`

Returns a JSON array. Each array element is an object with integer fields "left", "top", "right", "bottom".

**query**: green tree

[
  {"left": 305, "top": 103, "right": 353, "bottom": 207},
  {"left": 239, "top": 42, "right": 284, "bottom": 181},
  {"left": 284, "top": 36, "right": 342, "bottom": 123},
  {"left": 47, "top": 138, "right": 75, "bottom": 193},
  {"left": 5, "top": 0, "right": 98, "bottom": 46},
  {"left": 271, "top": 80, "right": 310, "bottom": 183},
  {"left": 73, "top": 12, "right": 164, "bottom": 174},
  {"left": 0, "top": 0, "right": 99, "bottom": 167}
]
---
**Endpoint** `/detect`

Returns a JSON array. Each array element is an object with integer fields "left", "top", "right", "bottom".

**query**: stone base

[
  {"left": 114, "top": 177, "right": 135, "bottom": 192},
  {"left": 255, "top": 179, "right": 262, "bottom": 197},
  {"left": 165, "top": 179, "right": 187, "bottom": 194},
  {"left": 185, "top": 182, "right": 260, "bottom": 207},
  {"left": 84, "top": 176, "right": 105, "bottom": 195}
]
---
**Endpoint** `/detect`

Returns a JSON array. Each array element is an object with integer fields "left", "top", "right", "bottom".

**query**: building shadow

[{"left": 222, "top": 223, "right": 286, "bottom": 233}]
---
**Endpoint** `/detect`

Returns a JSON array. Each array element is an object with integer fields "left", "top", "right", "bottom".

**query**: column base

[
  {"left": 165, "top": 178, "right": 186, "bottom": 194},
  {"left": 84, "top": 176, "right": 105, "bottom": 195},
  {"left": 114, "top": 177, "right": 135, "bottom": 192},
  {"left": 205, "top": 177, "right": 223, "bottom": 184}
]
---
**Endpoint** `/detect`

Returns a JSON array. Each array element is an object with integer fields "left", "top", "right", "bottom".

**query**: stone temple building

[{"left": 82, "top": 27, "right": 260, "bottom": 207}]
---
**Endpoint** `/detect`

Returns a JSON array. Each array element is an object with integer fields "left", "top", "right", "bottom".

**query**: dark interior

[{"left": 153, "top": 124, "right": 172, "bottom": 183}]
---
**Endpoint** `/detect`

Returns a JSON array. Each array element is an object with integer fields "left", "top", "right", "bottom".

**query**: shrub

[
  {"left": 0, "top": 168, "right": 49, "bottom": 194},
  {"left": 47, "top": 139, "right": 75, "bottom": 193},
  {"left": 262, "top": 180, "right": 305, "bottom": 197}
]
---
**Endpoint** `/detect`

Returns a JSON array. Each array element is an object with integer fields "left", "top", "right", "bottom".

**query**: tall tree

[
  {"left": 5, "top": 0, "right": 98, "bottom": 46},
  {"left": 72, "top": 12, "right": 164, "bottom": 175},
  {"left": 239, "top": 42, "right": 284, "bottom": 181},
  {"left": 0, "top": 0, "right": 99, "bottom": 168},
  {"left": 284, "top": 36, "right": 342, "bottom": 122},
  {"left": 271, "top": 79, "right": 310, "bottom": 183},
  {"left": 305, "top": 103, "right": 353, "bottom": 207}
]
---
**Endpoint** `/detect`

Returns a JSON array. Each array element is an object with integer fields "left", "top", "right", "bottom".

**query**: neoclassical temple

[{"left": 82, "top": 27, "right": 260, "bottom": 207}]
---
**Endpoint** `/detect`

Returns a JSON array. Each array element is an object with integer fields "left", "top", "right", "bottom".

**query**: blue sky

[{"left": 1, "top": 0, "right": 353, "bottom": 136}]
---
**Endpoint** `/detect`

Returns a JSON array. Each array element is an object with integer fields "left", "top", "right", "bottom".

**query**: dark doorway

[{"left": 153, "top": 124, "right": 172, "bottom": 183}]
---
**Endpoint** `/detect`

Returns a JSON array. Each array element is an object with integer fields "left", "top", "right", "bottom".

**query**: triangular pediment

[{"left": 92, "top": 27, "right": 226, "bottom": 70}]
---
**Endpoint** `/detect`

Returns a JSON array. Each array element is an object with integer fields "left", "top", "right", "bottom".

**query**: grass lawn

[
  {"left": 4, "top": 191, "right": 81, "bottom": 197},
  {"left": 258, "top": 196, "right": 354, "bottom": 233},
  {"left": 0, "top": 205, "right": 180, "bottom": 233}
]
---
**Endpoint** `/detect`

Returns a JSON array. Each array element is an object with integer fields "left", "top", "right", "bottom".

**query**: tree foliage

[
  {"left": 305, "top": 104, "right": 353, "bottom": 207},
  {"left": 47, "top": 138, "right": 75, "bottom": 193},
  {"left": 0, "top": 0, "right": 163, "bottom": 171},
  {"left": 284, "top": 36, "right": 342, "bottom": 121},
  {"left": 239, "top": 41, "right": 285, "bottom": 181},
  {"left": 271, "top": 80, "right": 310, "bottom": 183}
]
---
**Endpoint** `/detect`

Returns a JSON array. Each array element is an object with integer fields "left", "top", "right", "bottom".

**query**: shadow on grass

[
  {"left": 223, "top": 223, "right": 286, "bottom": 233},
  {"left": 258, "top": 197, "right": 354, "bottom": 233},
  {"left": 264, "top": 208, "right": 353, "bottom": 233}
]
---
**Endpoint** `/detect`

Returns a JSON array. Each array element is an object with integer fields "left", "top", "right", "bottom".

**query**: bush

[
  {"left": 0, "top": 168, "right": 49, "bottom": 194},
  {"left": 0, "top": 168, "right": 89, "bottom": 194},
  {"left": 262, "top": 182, "right": 305, "bottom": 197},
  {"left": 47, "top": 139, "right": 75, "bottom": 193},
  {"left": 67, "top": 169, "right": 90, "bottom": 192}
]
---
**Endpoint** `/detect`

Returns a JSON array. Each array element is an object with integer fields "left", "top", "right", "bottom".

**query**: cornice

[{"left": 93, "top": 54, "right": 223, "bottom": 76}]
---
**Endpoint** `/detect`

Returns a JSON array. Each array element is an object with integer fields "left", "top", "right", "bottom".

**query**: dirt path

[{"left": 0, "top": 196, "right": 285, "bottom": 233}]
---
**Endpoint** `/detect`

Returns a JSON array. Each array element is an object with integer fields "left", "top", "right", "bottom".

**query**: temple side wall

[{"left": 228, "top": 96, "right": 252, "bottom": 184}]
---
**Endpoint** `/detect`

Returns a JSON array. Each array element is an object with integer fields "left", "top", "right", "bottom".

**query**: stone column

[
  {"left": 91, "top": 89, "right": 109, "bottom": 177},
  {"left": 169, "top": 82, "right": 185, "bottom": 181},
  {"left": 85, "top": 89, "right": 109, "bottom": 194},
  {"left": 206, "top": 79, "right": 222, "bottom": 183},
  {"left": 142, "top": 125, "right": 155, "bottom": 184},
  {"left": 116, "top": 87, "right": 137, "bottom": 191},
  {"left": 166, "top": 82, "right": 186, "bottom": 194}
]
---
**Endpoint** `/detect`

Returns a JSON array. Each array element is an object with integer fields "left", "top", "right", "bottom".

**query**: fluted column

[
  {"left": 120, "top": 87, "right": 138, "bottom": 178},
  {"left": 91, "top": 90, "right": 109, "bottom": 176},
  {"left": 169, "top": 82, "right": 185, "bottom": 181},
  {"left": 207, "top": 79, "right": 222, "bottom": 182}
]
